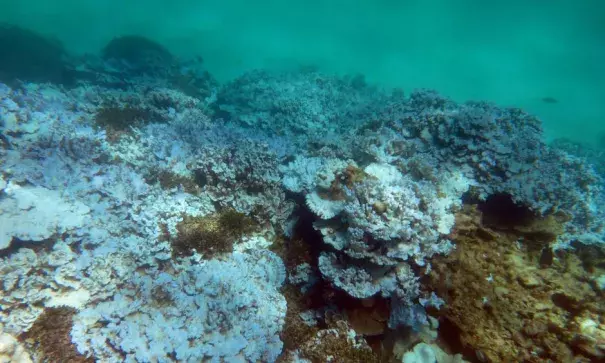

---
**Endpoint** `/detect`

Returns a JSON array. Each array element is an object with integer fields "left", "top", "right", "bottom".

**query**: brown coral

[
  {"left": 172, "top": 209, "right": 256, "bottom": 258},
  {"left": 94, "top": 101, "right": 163, "bottom": 142},
  {"left": 146, "top": 169, "right": 200, "bottom": 194},
  {"left": 426, "top": 204, "right": 605, "bottom": 362},
  {"left": 21, "top": 306, "right": 93, "bottom": 363}
]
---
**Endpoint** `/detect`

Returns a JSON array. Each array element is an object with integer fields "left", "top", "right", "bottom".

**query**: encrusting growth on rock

[{"left": 426, "top": 204, "right": 605, "bottom": 362}]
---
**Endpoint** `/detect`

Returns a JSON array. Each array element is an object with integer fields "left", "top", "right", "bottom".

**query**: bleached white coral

[
  {"left": 0, "top": 81, "right": 295, "bottom": 362},
  {"left": 234, "top": 235, "right": 273, "bottom": 252},
  {"left": 305, "top": 191, "right": 344, "bottom": 219},
  {"left": 402, "top": 342, "right": 467, "bottom": 363},
  {"left": 71, "top": 250, "right": 287, "bottom": 362},
  {"left": 46, "top": 240, "right": 76, "bottom": 266},
  {"left": 318, "top": 253, "right": 382, "bottom": 298},
  {"left": 0, "top": 248, "right": 37, "bottom": 291},
  {"left": 0, "top": 246, "right": 91, "bottom": 333},
  {"left": 340, "top": 164, "right": 460, "bottom": 262},
  {"left": 1, "top": 307, "right": 43, "bottom": 334},
  {"left": 0, "top": 181, "right": 90, "bottom": 250},
  {"left": 281, "top": 156, "right": 349, "bottom": 193},
  {"left": 0, "top": 328, "right": 33, "bottom": 363},
  {"left": 306, "top": 163, "right": 467, "bottom": 311}
]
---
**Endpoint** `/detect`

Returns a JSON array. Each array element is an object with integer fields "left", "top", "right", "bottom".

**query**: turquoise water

[{"left": 2, "top": 0, "right": 604, "bottom": 144}]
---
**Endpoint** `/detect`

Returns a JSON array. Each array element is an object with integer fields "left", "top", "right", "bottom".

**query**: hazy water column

[{"left": 1, "top": 0, "right": 603, "bottom": 144}]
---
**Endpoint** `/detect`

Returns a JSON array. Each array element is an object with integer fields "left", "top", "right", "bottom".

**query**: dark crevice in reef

[
  {"left": 282, "top": 192, "right": 325, "bottom": 280},
  {"left": 0, "top": 237, "right": 57, "bottom": 259},
  {"left": 478, "top": 193, "right": 536, "bottom": 228},
  {"left": 478, "top": 193, "right": 568, "bottom": 250},
  {"left": 569, "top": 241, "right": 605, "bottom": 272},
  {"left": 438, "top": 318, "right": 482, "bottom": 363},
  {"left": 290, "top": 193, "right": 325, "bottom": 256}
]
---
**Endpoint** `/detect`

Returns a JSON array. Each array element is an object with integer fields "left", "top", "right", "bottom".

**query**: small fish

[{"left": 541, "top": 96, "right": 558, "bottom": 104}]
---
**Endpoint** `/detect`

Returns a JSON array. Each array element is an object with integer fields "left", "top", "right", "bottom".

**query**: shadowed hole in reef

[
  {"left": 478, "top": 193, "right": 536, "bottom": 228},
  {"left": 551, "top": 293, "right": 583, "bottom": 315},
  {"left": 284, "top": 192, "right": 327, "bottom": 313},
  {"left": 287, "top": 191, "right": 325, "bottom": 264},
  {"left": 438, "top": 318, "right": 482, "bottom": 363},
  {"left": 0, "top": 237, "right": 57, "bottom": 259}
]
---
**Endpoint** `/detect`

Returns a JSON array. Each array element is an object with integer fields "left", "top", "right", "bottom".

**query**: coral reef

[
  {"left": 214, "top": 69, "right": 393, "bottom": 159},
  {"left": 190, "top": 137, "right": 297, "bottom": 235},
  {"left": 357, "top": 90, "right": 603, "bottom": 244},
  {"left": 146, "top": 168, "right": 201, "bottom": 193},
  {"left": 96, "top": 34, "right": 218, "bottom": 99},
  {"left": 0, "top": 181, "right": 90, "bottom": 250},
  {"left": 94, "top": 102, "right": 162, "bottom": 132},
  {"left": 0, "top": 25, "right": 604, "bottom": 362},
  {"left": 278, "top": 284, "right": 320, "bottom": 355},
  {"left": 401, "top": 342, "right": 467, "bottom": 363},
  {"left": 0, "top": 74, "right": 287, "bottom": 361},
  {"left": 551, "top": 138, "right": 605, "bottom": 178},
  {"left": 278, "top": 277, "right": 385, "bottom": 362},
  {"left": 283, "top": 159, "right": 467, "bottom": 331}
]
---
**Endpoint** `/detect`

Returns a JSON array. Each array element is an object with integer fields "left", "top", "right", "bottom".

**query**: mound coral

[{"left": 101, "top": 35, "right": 173, "bottom": 75}]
